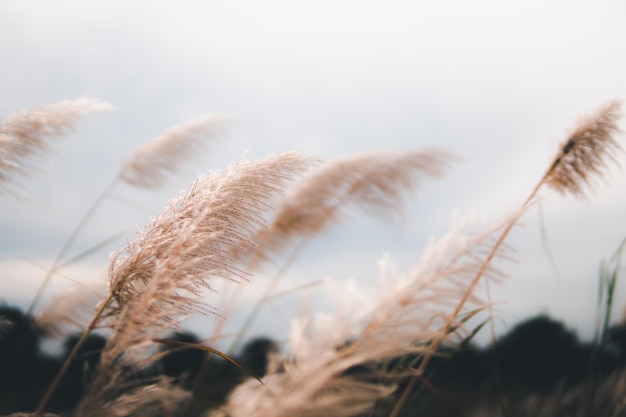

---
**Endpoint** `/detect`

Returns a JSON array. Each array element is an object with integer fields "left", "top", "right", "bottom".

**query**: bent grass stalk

[
  {"left": 27, "top": 181, "right": 117, "bottom": 315},
  {"left": 34, "top": 292, "right": 114, "bottom": 414},
  {"left": 389, "top": 99, "right": 623, "bottom": 417}
]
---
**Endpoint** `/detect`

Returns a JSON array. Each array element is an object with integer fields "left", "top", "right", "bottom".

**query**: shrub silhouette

[
  {"left": 0, "top": 304, "right": 60, "bottom": 414},
  {"left": 484, "top": 315, "right": 588, "bottom": 391},
  {"left": 48, "top": 332, "right": 107, "bottom": 412},
  {"left": 0, "top": 304, "right": 41, "bottom": 384},
  {"left": 0, "top": 305, "right": 101, "bottom": 413},
  {"left": 158, "top": 331, "right": 206, "bottom": 385}
]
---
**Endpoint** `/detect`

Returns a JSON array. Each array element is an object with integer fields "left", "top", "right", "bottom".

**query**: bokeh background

[{"left": 1, "top": 0, "right": 626, "bottom": 346}]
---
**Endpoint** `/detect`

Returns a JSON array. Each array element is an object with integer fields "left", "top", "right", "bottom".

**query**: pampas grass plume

[
  {"left": 27, "top": 113, "right": 231, "bottom": 315},
  {"left": 119, "top": 113, "right": 232, "bottom": 189},
  {"left": 544, "top": 99, "right": 623, "bottom": 198},
  {"left": 67, "top": 152, "right": 317, "bottom": 415},
  {"left": 222, "top": 98, "right": 626, "bottom": 415},
  {"left": 251, "top": 149, "right": 454, "bottom": 260},
  {"left": 107, "top": 152, "right": 316, "bottom": 326},
  {"left": 0, "top": 97, "right": 113, "bottom": 194}
]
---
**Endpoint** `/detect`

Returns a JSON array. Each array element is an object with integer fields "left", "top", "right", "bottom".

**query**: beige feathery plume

[
  {"left": 118, "top": 114, "right": 232, "bottom": 189},
  {"left": 216, "top": 214, "right": 518, "bottom": 417},
  {"left": 106, "top": 152, "right": 314, "bottom": 329},
  {"left": 0, "top": 97, "right": 113, "bottom": 194},
  {"left": 27, "top": 113, "right": 232, "bottom": 315},
  {"left": 57, "top": 152, "right": 317, "bottom": 416},
  {"left": 224, "top": 149, "right": 452, "bottom": 351},
  {"left": 251, "top": 150, "right": 454, "bottom": 260},
  {"left": 544, "top": 99, "right": 623, "bottom": 198}
]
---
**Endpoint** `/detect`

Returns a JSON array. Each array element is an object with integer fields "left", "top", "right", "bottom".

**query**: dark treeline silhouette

[
  {"left": 377, "top": 315, "right": 626, "bottom": 417},
  {"left": 0, "top": 304, "right": 107, "bottom": 413},
  {"left": 0, "top": 303, "right": 276, "bottom": 416},
  {"left": 2, "top": 302, "right": 626, "bottom": 417}
]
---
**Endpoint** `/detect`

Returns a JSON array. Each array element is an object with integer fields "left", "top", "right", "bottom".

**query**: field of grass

[{"left": 1, "top": 98, "right": 625, "bottom": 417}]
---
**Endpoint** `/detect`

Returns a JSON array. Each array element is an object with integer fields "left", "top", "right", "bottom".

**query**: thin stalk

[
  {"left": 189, "top": 237, "right": 313, "bottom": 411},
  {"left": 188, "top": 237, "right": 309, "bottom": 410},
  {"left": 227, "top": 238, "right": 309, "bottom": 354},
  {"left": 34, "top": 292, "right": 114, "bottom": 415},
  {"left": 389, "top": 181, "right": 545, "bottom": 417},
  {"left": 27, "top": 180, "right": 118, "bottom": 315},
  {"left": 56, "top": 231, "right": 126, "bottom": 269},
  {"left": 587, "top": 239, "right": 624, "bottom": 415},
  {"left": 538, "top": 201, "right": 562, "bottom": 281}
]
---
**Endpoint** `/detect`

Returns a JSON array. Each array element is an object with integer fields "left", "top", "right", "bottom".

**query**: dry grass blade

[
  {"left": 0, "top": 97, "right": 113, "bottom": 194},
  {"left": 153, "top": 338, "right": 263, "bottom": 383},
  {"left": 119, "top": 113, "right": 232, "bottom": 189},
  {"left": 251, "top": 149, "right": 454, "bottom": 261},
  {"left": 544, "top": 99, "right": 623, "bottom": 198},
  {"left": 65, "top": 152, "right": 316, "bottom": 416}
]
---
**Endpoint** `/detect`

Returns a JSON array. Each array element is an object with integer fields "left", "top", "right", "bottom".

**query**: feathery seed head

[
  {"left": 74, "top": 152, "right": 317, "bottom": 414},
  {"left": 108, "top": 152, "right": 316, "bottom": 324},
  {"left": 0, "top": 97, "right": 113, "bottom": 194},
  {"left": 544, "top": 99, "right": 623, "bottom": 198},
  {"left": 75, "top": 153, "right": 315, "bottom": 402},
  {"left": 119, "top": 113, "right": 233, "bottom": 189},
  {"left": 251, "top": 149, "right": 454, "bottom": 260}
]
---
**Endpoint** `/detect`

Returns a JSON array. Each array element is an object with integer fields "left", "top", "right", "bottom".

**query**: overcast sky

[{"left": 1, "top": 0, "right": 626, "bottom": 345}]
